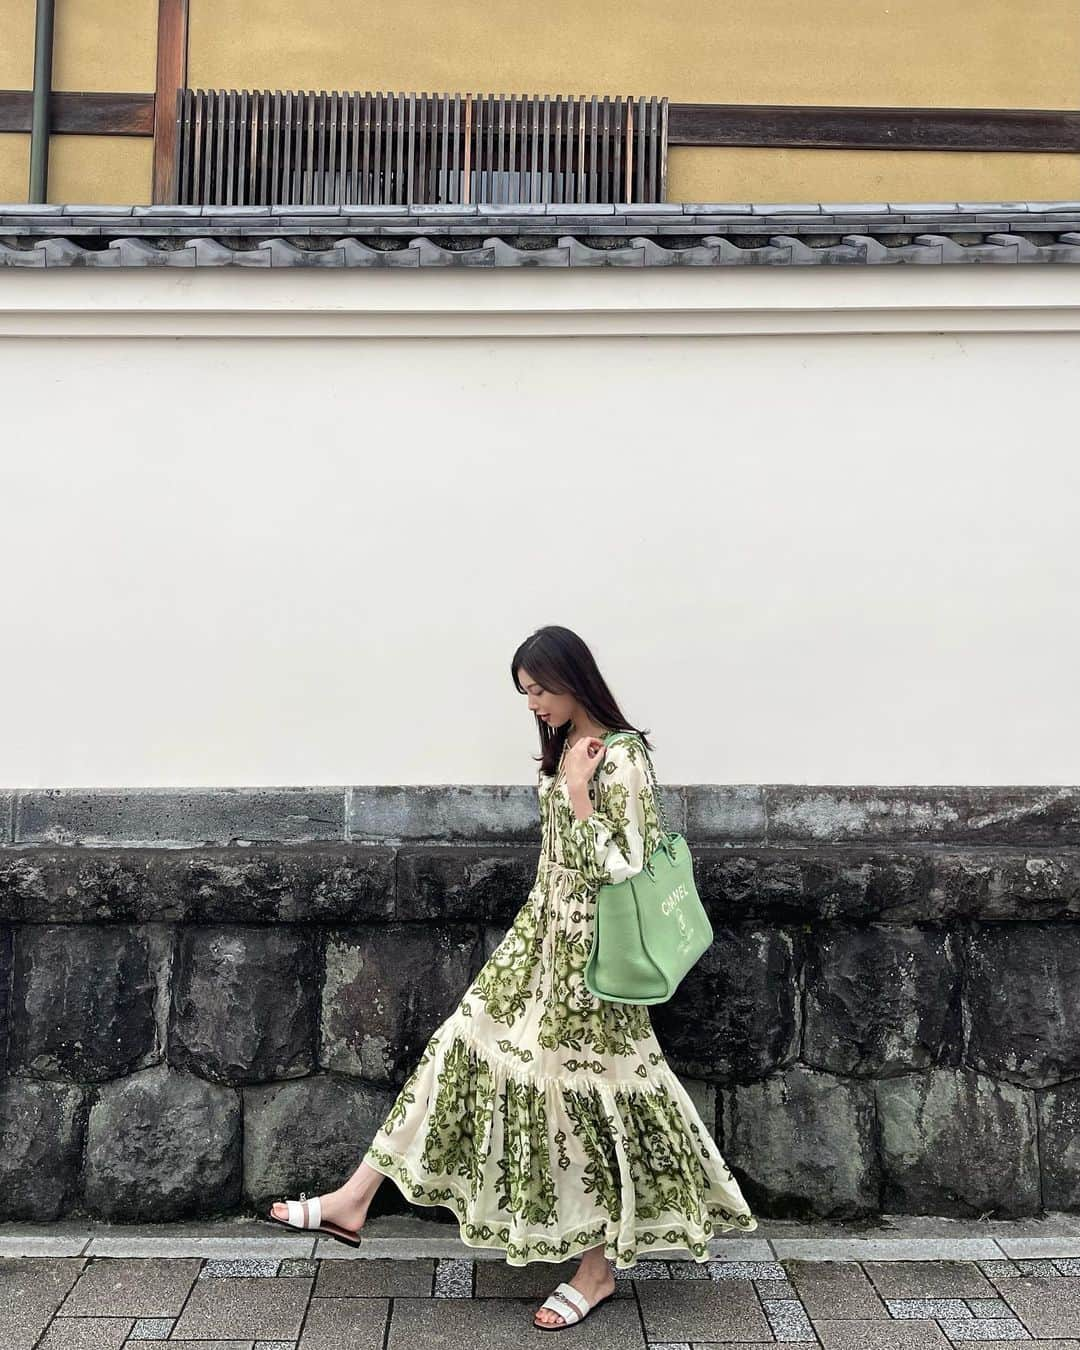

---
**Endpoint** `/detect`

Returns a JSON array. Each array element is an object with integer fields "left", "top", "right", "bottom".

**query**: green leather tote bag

[{"left": 583, "top": 731, "right": 714, "bottom": 1005}]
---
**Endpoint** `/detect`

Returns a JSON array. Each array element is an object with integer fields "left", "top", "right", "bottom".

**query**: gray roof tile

[{"left": 3, "top": 202, "right": 1080, "bottom": 265}]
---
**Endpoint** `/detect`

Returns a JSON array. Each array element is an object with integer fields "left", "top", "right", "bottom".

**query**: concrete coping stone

[{"left": 3, "top": 1214, "right": 1080, "bottom": 1260}]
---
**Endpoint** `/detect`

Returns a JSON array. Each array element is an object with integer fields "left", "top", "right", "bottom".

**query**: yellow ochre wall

[{"left": 2, "top": 0, "right": 1078, "bottom": 204}]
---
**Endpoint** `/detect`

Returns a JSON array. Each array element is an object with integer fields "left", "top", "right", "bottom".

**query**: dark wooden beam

[
  {"left": 152, "top": 0, "right": 189, "bottom": 202},
  {"left": 668, "top": 102, "right": 1080, "bottom": 153},
  {"left": 0, "top": 89, "right": 153, "bottom": 134},
  {"left": 2, "top": 88, "right": 1078, "bottom": 155}
]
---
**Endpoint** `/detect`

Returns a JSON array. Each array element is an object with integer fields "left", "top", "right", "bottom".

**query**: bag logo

[
  {"left": 662, "top": 882, "right": 689, "bottom": 914},
  {"left": 662, "top": 882, "right": 697, "bottom": 951}
]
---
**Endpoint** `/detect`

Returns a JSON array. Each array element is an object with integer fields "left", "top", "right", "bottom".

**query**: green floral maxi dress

[{"left": 361, "top": 731, "right": 758, "bottom": 1268}]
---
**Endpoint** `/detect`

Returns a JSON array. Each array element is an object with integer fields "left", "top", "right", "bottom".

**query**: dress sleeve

[{"left": 563, "top": 736, "right": 653, "bottom": 889}]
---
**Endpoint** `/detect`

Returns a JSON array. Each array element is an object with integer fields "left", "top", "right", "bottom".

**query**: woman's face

[{"left": 519, "top": 667, "right": 575, "bottom": 730}]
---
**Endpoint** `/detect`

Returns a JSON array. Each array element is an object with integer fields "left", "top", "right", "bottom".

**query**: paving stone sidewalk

[{"left": 3, "top": 1214, "right": 1080, "bottom": 1348}]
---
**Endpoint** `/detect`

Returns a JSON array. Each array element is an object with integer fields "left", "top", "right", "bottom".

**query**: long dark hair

[{"left": 511, "top": 625, "right": 654, "bottom": 777}]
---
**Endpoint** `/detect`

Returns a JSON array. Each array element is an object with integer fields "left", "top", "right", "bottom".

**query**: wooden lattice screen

[{"left": 172, "top": 89, "right": 668, "bottom": 206}]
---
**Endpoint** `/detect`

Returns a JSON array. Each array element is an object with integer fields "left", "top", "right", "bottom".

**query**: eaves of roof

[{"left": 2, "top": 201, "right": 1080, "bottom": 267}]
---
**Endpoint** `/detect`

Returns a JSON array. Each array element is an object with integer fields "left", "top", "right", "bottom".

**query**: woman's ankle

[
  {"left": 344, "top": 1177, "right": 380, "bottom": 1209},
  {"left": 577, "top": 1253, "right": 614, "bottom": 1282},
  {"left": 343, "top": 1163, "right": 383, "bottom": 1205}
]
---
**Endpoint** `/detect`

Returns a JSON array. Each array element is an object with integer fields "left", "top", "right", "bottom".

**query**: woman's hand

[{"left": 563, "top": 737, "right": 606, "bottom": 791}]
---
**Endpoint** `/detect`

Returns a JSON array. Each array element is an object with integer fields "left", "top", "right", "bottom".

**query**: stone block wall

[{"left": 1, "top": 782, "right": 1079, "bottom": 1224}]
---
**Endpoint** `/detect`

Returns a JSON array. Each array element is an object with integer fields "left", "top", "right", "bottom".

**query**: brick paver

[
  {"left": 58, "top": 1257, "right": 201, "bottom": 1317},
  {"left": 2, "top": 1246, "right": 1080, "bottom": 1347}
]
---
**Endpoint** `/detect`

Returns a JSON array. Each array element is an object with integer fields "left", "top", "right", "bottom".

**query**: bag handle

[{"left": 602, "top": 731, "right": 674, "bottom": 843}]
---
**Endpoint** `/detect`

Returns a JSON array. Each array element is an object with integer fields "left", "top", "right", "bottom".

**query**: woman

[{"left": 269, "top": 625, "right": 757, "bottom": 1329}]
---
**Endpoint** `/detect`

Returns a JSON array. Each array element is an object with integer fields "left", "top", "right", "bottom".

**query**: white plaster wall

[{"left": 1, "top": 266, "right": 1078, "bottom": 787}]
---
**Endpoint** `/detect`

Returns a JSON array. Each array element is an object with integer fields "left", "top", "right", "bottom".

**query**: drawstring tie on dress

[{"left": 536, "top": 857, "right": 594, "bottom": 1009}]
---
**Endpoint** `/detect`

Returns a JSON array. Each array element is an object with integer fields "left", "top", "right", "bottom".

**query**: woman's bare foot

[
  {"left": 533, "top": 1256, "right": 615, "bottom": 1327},
  {"left": 269, "top": 1163, "right": 380, "bottom": 1233}
]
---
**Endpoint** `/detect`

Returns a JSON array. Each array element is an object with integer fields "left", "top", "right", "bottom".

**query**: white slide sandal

[
  {"left": 265, "top": 1190, "right": 362, "bottom": 1248},
  {"left": 534, "top": 1280, "right": 614, "bottom": 1330}
]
